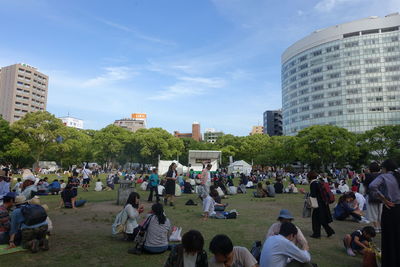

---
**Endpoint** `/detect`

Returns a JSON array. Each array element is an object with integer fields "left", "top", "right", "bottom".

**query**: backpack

[
  {"left": 21, "top": 204, "right": 47, "bottom": 226},
  {"left": 319, "top": 182, "right": 335, "bottom": 204},
  {"left": 185, "top": 199, "right": 197, "bottom": 206},
  {"left": 250, "top": 241, "right": 262, "bottom": 263}
]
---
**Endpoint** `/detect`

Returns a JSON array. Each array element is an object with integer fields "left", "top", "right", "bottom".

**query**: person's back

[
  {"left": 145, "top": 215, "right": 171, "bottom": 248},
  {"left": 274, "top": 182, "right": 283, "bottom": 194}
]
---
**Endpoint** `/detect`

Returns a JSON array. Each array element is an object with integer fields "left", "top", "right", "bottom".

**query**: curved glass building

[{"left": 281, "top": 13, "right": 400, "bottom": 135}]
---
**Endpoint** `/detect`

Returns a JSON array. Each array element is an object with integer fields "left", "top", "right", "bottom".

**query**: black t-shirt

[
  {"left": 274, "top": 183, "right": 284, "bottom": 193},
  {"left": 351, "top": 230, "right": 368, "bottom": 243}
]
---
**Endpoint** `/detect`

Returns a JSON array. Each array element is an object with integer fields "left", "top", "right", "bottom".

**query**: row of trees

[{"left": 0, "top": 111, "right": 399, "bottom": 170}]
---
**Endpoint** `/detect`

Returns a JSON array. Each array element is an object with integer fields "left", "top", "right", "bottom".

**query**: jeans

[
  {"left": 75, "top": 200, "right": 86, "bottom": 207},
  {"left": 21, "top": 225, "right": 48, "bottom": 249},
  {"left": 148, "top": 186, "right": 160, "bottom": 202},
  {"left": 143, "top": 245, "right": 169, "bottom": 254}
]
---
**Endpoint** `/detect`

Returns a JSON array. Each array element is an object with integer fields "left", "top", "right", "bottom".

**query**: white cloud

[
  {"left": 149, "top": 76, "right": 226, "bottom": 100},
  {"left": 82, "top": 67, "right": 138, "bottom": 87},
  {"left": 314, "top": 0, "right": 361, "bottom": 12},
  {"left": 96, "top": 18, "right": 176, "bottom": 46}
]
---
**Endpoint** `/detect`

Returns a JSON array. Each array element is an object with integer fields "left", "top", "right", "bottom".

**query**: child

[
  {"left": 95, "top": 179, "right": 103, "bottom": 192},
  {"left": 343, "top": 226, "right": 376, "bottom": 256},
  {"left": 60, "top": 179, "right": 66, "bottom": 191}
]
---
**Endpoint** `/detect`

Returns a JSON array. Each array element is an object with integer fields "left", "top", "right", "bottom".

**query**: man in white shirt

[
  {"left": 260, "top": 222, "right": 312, "bottom": 267},
  {"left": 201, "top": 164, "right": 212, "bottom": 194},
  {"left": 202, "top": 192, "right": 216, "bottom": 220}
]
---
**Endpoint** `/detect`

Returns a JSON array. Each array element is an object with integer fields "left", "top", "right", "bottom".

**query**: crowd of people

[{"left": 1, "top": 158, "right": 400, "bottom": 267}]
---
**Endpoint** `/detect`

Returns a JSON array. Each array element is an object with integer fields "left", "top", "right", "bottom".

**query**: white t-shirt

[
  {"left": 95, "top": 181, "right": 103, "bottom": 191},
  {"left": 82, "top": 168, "right": 92, "bottom": 179},
  {"left": 355, "top": 192, "right": 366, "bottom": 211},
  {"left": 184, "top": 252, "right": 197, "bottom": 267},
  {"left": 209, "top": 246, "right": 257, "bottom": 267},
  {"left": 202, "top": 195, "right": 216, "bottom": 217}
]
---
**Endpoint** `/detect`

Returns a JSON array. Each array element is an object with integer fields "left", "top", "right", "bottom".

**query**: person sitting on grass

[
  {"left": 60, "top": 184, "right": 86, "bottom": 209},
  {"left": 95, "top": 179, "right": 104, "bottom": 192},
  {"left": 164, "top": 229, "right": 208, "bottom": 267},
  {"left": 254, "top": 182, "right": 267, "bottom": 198},
  {"left": 265, "top": 181, "right": 275, "bottom": 197},
  {"left": 124, "top": 192, "right": 144, "bottom": 241},
  {"left": 60, "top": 179, "right": 66, "bottom": 192},
  {"left": 265, "top": 209, "right": 308, "bottom": 250},
  {"left": 48, "top": 179, "right": 61, "bottom": 195},
  {"left": 343, "top": 226, "right": 376, "bottom": 257},
  {"left": 142, "top": 203, "right": 171, "bottom": 254},
  {"left": 0, "top": 193, "right": 15, "bottom": 244},
  {"left": 202, "top": 190, "right": 226, "bottom": 220},
  {"left": 8, "top": 195, "right": 49, "bottom": 253},
  {"left": 274, "top": 179, "right": 284, "bottom": 194},
  {"left": 208, "top": 234, "right": 258, "bottom": 267},
  {"left": 260, "top": 222, "right": 312, "bottom": 267},
  {"left": 334, "top": 192, "right": 363, "bottom": 222}
]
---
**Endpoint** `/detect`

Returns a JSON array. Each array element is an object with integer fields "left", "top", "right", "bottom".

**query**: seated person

[
  {"left": 12, "top": 178, "right": 23, "bottom": 194},
  {"left": 254, "top": 182, "right": 267, "bottom": 198},
  {"left": 265, "top": 181, "right": 275, "bottom": 197},
  {"left": 352, "top": 190, "right": 366, "bottom": 211},
  {"left": 60, "top": 180, "right": 66, "bottom": 191},
  {"left": 338, "top": 180, "right": 350, "bottom": 193},
  {"left": 202, "top": 191, "right": 225, "bottom": 220},
  {"left": 164, "top": 229, "right": 208, "bottom": 267},
  {"left": 343, "top": 226, "right": 376, "bottom": 256},
  {"left": 21, "top": 176, "right": 38, "bottom": 200},
  {"left": 0, "top": 193, "right": 15, "bottom": 244},
  {"left": 265, "top": 209, "right": 308, "bottom": 250},
  {"left": 48, "top": 179, "right": 61, "bottom": 195},
  {"left": 260, "top": 222, "right": 311, "bottom": 267},
  {"left": 95, "top": 179, "right": 104, "bottom": 192},
  {"left": 210, "top": 189, "right": 227, "bottom": 212},
  {"left": 60, "top": 185, "right": 86, "bottom": 209},
  {"left": 209, "top": 234, "right": 257, "bottom": 267},
  {"left": 8, "top": 195, "right": 49, "bottom": 253},
  {"left": 274, "top": 179, "right": 284, "bottom": 194},
  {"left": 334, "top": 192, "right": 362, "bottom": 222},
  {"left": 183, "top": 179, "right": 193, "bottom": 194}
]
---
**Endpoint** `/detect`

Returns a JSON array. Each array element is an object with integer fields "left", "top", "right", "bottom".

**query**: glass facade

[{"left": 282, "top": 20, "right": 400, "bottom": 135}]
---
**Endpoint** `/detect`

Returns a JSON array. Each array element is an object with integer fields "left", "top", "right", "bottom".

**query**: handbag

[
  {"left": 169, "top": 227, "right": 182, "bottom": 242},
  {"left": 310, "top": 197, "right": 319, "bottom": 208},
  {"left": 131, "top": 215, "right": 154, "bottom": 254}
]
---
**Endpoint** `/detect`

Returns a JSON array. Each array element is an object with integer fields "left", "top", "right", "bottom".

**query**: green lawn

[{"left": 2, "top": 174, "right": 374, "bottom": 266}]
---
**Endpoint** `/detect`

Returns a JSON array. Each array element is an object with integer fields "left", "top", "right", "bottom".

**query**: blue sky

[{"left": 0, "top": 0, "right": 399, "bottom": 135}]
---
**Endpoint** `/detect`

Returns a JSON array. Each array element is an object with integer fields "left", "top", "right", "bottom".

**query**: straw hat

[
  {"left": 28, "top": 196, "right": 41, "bottom": 205},
  {"left": 15, "top": 195, "right": 27, "bottom": 205}
]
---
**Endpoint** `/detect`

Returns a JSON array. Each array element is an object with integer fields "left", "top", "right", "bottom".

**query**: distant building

[
  {"left": 204, "top": 128, "right": 224, "bottom": 143},
  {"left": 114, "top": 113, "right": 147, "bottom": 133},
  {"left": 263, "top": 110, "right": 283, "bottom": 136},
  {"left": 0, "top": 63, "right": 48, "bottom": 123},
  {"left": 174, "top": 122, "right": 202, "bottom": 141},
  {"left": 250, "top": 126, "right": 264, "bottom": 135},
  {"left": 60, "top": 116, "right": 84, "bottom": 129}
]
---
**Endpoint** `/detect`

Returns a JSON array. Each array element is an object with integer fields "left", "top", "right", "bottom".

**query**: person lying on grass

[{"left": 343, "top": 226, "right": 376, "bottom": 257}]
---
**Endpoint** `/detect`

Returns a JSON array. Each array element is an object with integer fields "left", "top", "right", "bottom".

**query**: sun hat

[
  {"left": 28, "top": 196, "right": 41, "bottom": 205},
  {"left": 15, "top": 195, "right": 27, "bottom": 205},
  {"left": 23, "top": 175, "right": 37, "bottom": 182},
  {"left": 278, "top": 209, "right": 294, "bottom": 220}
]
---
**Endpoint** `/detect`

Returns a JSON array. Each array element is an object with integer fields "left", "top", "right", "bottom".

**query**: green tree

[
  {"left": 361, "top": 125, "right": 400, "bottom": 162},
  {"left": 11, "top": 111, "right": 65, "bottom": 165},
  {"left": 2, "top": 138, "right": 33, "bottom": 168},
  {"left": 295, "top": 125, "right": 359, "bottom": 170},
  {"left": 0, "top": 117, "right": 13, "bottom": 152}
]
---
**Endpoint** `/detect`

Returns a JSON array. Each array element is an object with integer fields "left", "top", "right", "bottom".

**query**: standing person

[
  {"left": 369, "top": 159, "right": 400, "bottom": 267},
  {"left": 148, "top": 169, "right": 160, "bottom": 203},
  {"left": 165, "top": 163, "right": 177, "bottom": 207},
  {"left": 81, "top": 164, "right": 92, "bottom": 192},
  {"left": 308, "top": 171, "right": 335, "bottom": 238},
  {"left": 363, "top": 162, "right": 382, "bottom": 233},
  {"left": 201, "top": 164, "right": 212, "bottom": 194}
]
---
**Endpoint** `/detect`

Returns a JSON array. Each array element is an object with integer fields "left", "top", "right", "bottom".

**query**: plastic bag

[{"left": 169, "top": 227, "right": 182, "bottom": 242}]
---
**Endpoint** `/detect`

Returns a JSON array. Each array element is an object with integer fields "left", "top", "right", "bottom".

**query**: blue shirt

[
  {"left": 49, "top": 181, "right": 61, "bottom": 189},
  {"left": 149, "top": 174, "right": 159, "bottom": 187},
  {"left": 0, "top": 181, "right": 10, "bottom": 199},
  {"left": 334, "top": 201, "right": 354, "bottom": 218},
  {"left": 10, "top": 206, "right": 48, "bottom": 235}
]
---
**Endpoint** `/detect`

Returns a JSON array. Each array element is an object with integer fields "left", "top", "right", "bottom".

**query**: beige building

[
  {"left": 250, "top": 126, "right": 264, "bottom": 135},
  {"left": 0, "top": 63, "right": 48, "bottom": 123},
  {"left": 114, "top": 113, "right": 147, "bottom": 133}
]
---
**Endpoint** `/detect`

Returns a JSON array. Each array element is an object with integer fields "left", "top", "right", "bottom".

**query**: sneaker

[
  {"left": 359, "top": 217, "right": 370, "bottom": 224},
  {"left": 30, "top": 239, "right": 40, "bottom": 253},
  {"left": 347, "top": 248, "right": 356, "bottom": 256},
  {"left": 40, "top": 238, "right": 49, "bottom": 251}
]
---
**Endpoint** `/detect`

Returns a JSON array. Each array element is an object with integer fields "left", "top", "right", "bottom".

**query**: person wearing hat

[
  {"left": 0, "top": 192, "right": 15, "bottom": 244},
  {"left": 21, "top": 175, "right": 38, "bottom": 201},
  {"left": 8, "top": 195, "right": 48, "bottom": 253},
  {"left": 265, "top": 209, "right": 308, "bottom": 250}
]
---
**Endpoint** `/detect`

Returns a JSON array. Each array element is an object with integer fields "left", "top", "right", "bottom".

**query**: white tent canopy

[
  {"left": 188, "top": 150, "right": 221, "bottom": 172},
  {"left": 228, "top": 160, "right": 252, "bottom": 175},
  {"left": 158, "top": 160, "right": 188, "bottom": 176}
]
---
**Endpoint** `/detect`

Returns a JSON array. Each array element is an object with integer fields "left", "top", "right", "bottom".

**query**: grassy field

[{"left": 2, "top": 174, "right": 376, "bottom": 266}]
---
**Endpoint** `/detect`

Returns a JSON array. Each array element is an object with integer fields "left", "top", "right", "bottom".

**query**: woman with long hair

[
  {"left": 333, "top": 192, "right": 362, "bottom": 221},
  {"left": 164, "top": 163, "right": 177, "bottom": 207},
  {"left": 143, "top": 203, "right": 171, "bottom": 254},
  {"left": 369, "top": 159, "right": 400, "bottom": 267},
  {"left": 308, "top": 171, "right": 335, "bottom": 238},
  {"left": 124, "top": 192, "right": 144, "bottom": 241}
]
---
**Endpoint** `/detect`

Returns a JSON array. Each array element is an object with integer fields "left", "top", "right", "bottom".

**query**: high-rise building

[
  {"left": 114, "top": 113, "right": 147, "bottom": 133},
  {"left": 59, "top": 116, "right": 84, "bottom": 129},
  {"left": 250, "top": 126, "right": 264, "bottom": 135},
  {"left": 0, "top": 63, "right": 48, "bottom": 123},
  {"left": 263, "top": 110, "right": 283, "bottom": 136},
  {"left": 174, "top": 122, "right": 202, "bottom": 141},
  {"left": 204, "top": 128, "right": 224, "bottom": 143},
  {"left": 282, "top": 13, "right": 400, "bottom": 135}
]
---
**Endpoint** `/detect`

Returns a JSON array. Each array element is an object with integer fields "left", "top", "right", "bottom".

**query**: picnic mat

[{"left": 0, "top": 244, "right": 26, "bottom": 255}]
